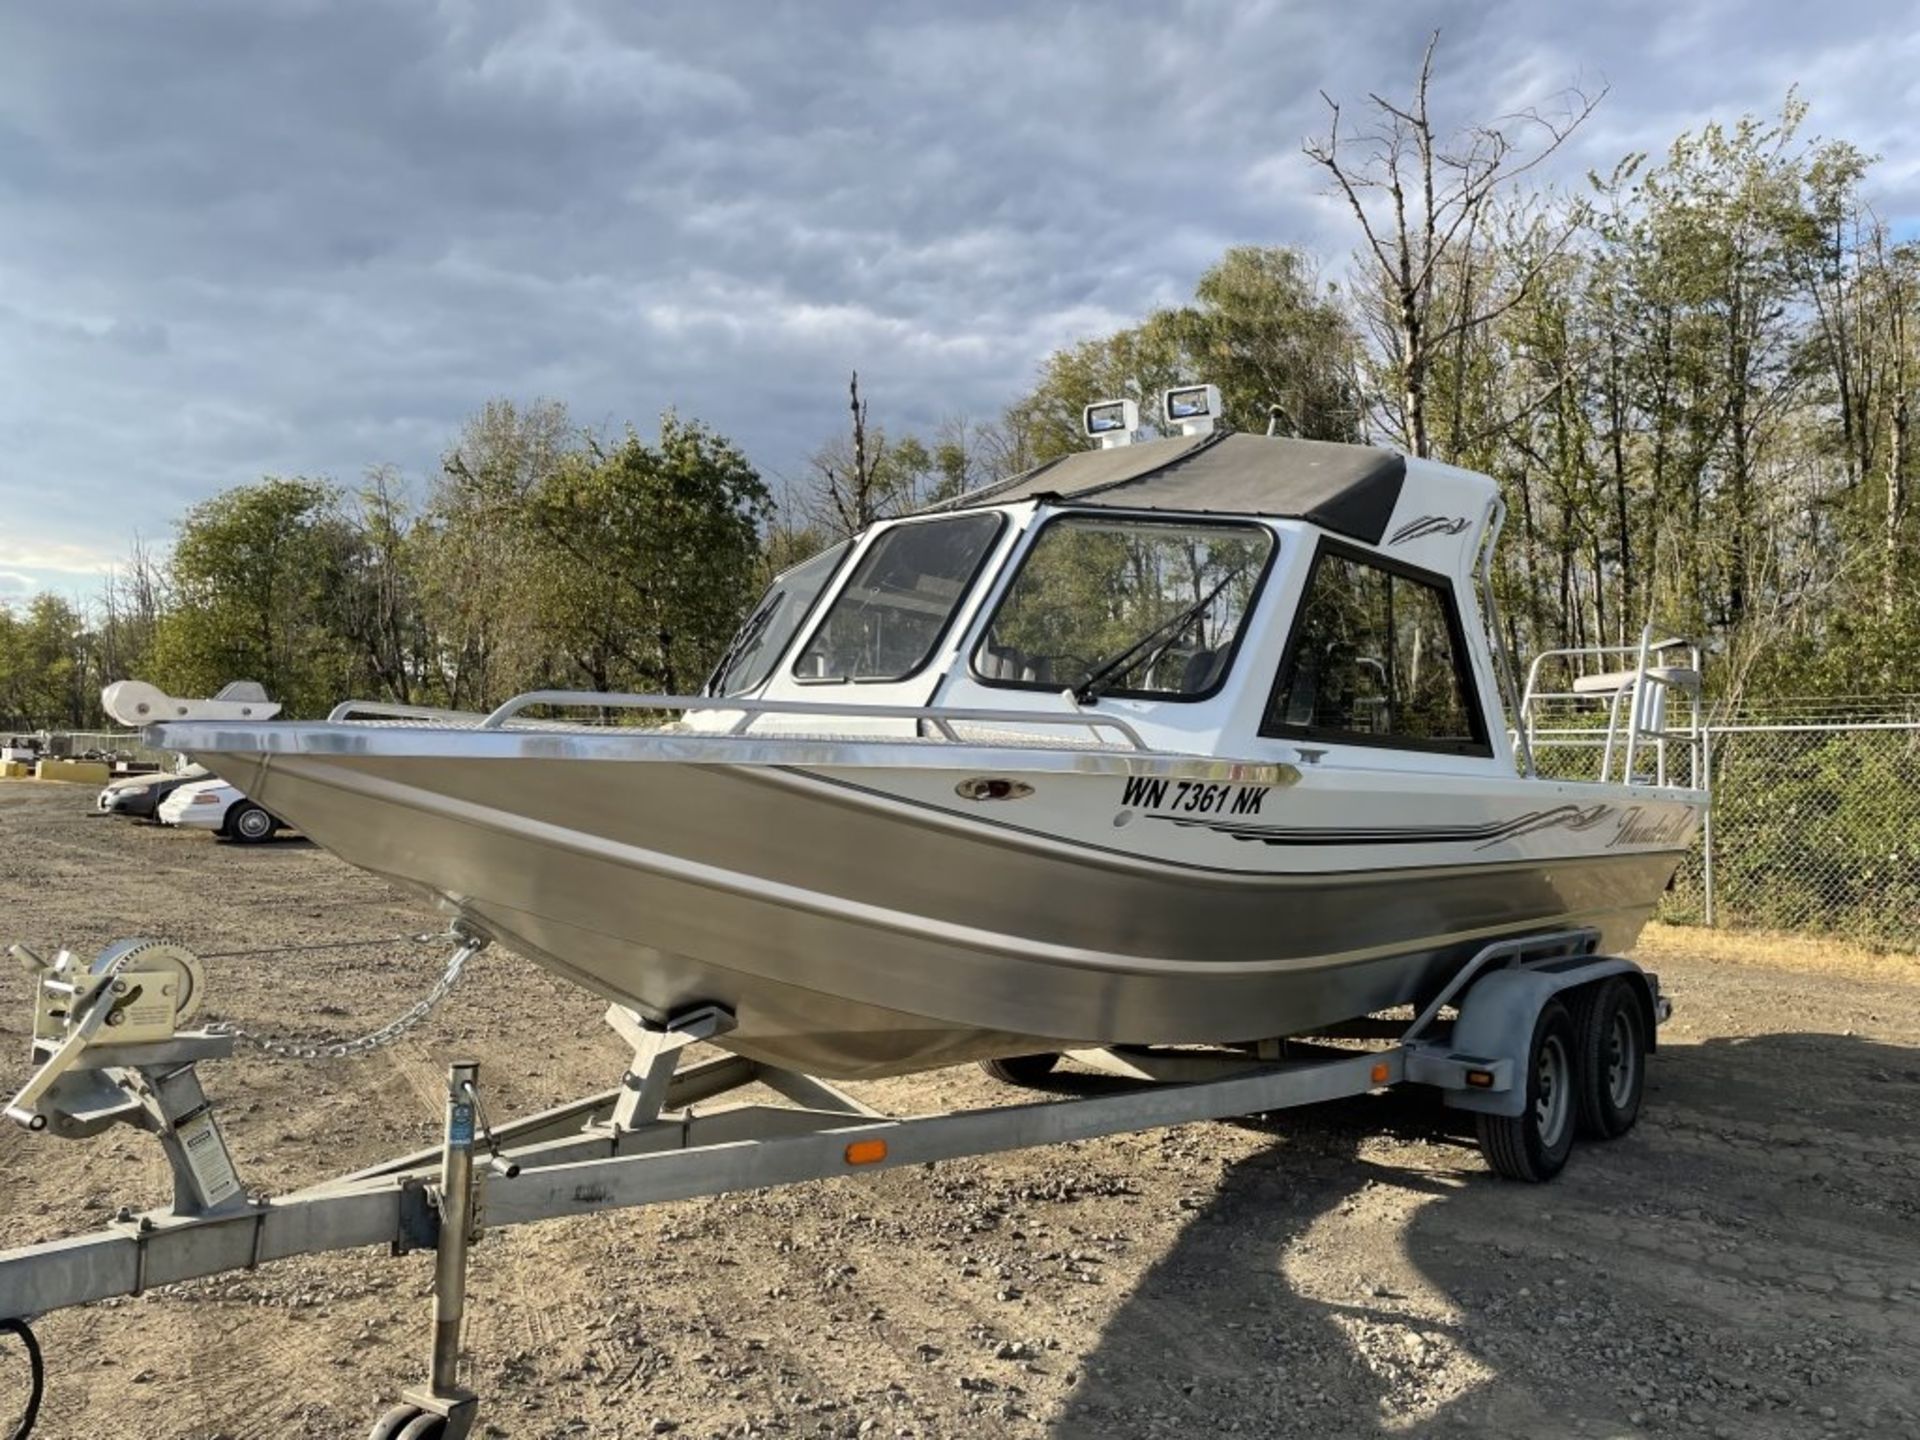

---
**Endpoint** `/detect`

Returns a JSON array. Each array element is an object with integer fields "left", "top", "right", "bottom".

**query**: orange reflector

[
  {"left": 1466, "top": 1069, "right": 1495, "bottom": 1089},
  {"left": 844, "top": 1138, "right": 888, "bottom": 1166},
  {"left": 1370, "top": 1062, "right": 1390, "bottom": 1085}
]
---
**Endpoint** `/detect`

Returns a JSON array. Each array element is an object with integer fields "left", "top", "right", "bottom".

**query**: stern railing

[{"left": 1517, "top": 627, "right": 1704, "bottom": 789}]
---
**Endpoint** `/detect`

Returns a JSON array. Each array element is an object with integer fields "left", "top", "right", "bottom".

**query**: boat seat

[
  {"left": 1570, "top": 666, "right": 1701, "bottom": 695},
  {"left": 1180, "top": 647, "right": 1227, "bottom": 695},
  {"left": 977, "top": 643, "right": 1026, "bottom": 681}
]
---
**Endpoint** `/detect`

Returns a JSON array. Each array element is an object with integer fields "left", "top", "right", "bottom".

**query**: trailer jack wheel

[
  {"left": 368, "top": 1404, "right": 447, "bottom": 1440},
  {"left": 1475, "top": 999, "right": 1577, "bottom": 1183}
]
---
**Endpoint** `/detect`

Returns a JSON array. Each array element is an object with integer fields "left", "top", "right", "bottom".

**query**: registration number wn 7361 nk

[{"left": 1120, "top": 776, "right": 1269, "bottom": 816}]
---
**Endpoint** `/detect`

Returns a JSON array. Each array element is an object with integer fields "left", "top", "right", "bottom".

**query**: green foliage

[
  {"left": 0, "top": 595, "right": 92, "bottom": 728},
  {"left": 524, "top": 414, "right": 770, "bottom": 693},
  {"left": 414, "top": 399, "right": 573, "bottom": 710},
  {"left": 1701, "top": 730, "right": 1920, "bottom": 944},
  {"left": 0, "top": 400, "right": 775, "bottom": 727},
  {"left": 1165, "top": 247, "right": 1362, "bottom": 442},
  {"left": 151, "top": 477, "right": 359, "bottom": 717},
  {"left": 1001, "top": 247, "right": 1361, "bottom": 466}
]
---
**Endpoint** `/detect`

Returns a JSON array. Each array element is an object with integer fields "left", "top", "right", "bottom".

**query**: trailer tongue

[{"left": 1, "top": 927, "right": 1660, "bottom": 1440}]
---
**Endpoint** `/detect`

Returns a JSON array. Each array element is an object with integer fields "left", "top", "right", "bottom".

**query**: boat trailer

[{"left": 0, "top": 927, "right": 1663, "bottom": 1439}]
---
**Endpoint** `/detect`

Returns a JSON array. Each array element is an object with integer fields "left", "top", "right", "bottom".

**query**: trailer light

[
  {"left": 1466, "top": 1068, "right": 1495, "bottom": 1088},
  {"left": 844, "top": 1138, "right": 888, "bottom": 1166},
  {"left": 1369, "top": 1061, "right": 1390, "bottom": 1085}
]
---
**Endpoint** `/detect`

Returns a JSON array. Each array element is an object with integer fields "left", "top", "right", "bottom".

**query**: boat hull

[{"left": 183, "top": 743, "right": 1698, "bottom": 1078}]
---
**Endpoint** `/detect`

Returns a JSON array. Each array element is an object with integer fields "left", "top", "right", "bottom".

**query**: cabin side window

[
  {"left": 1262, "top": 541, "right": 1489, "bottom": 755},
  {"left": 793, "top": 514, "right": 1005, "bottom": 684}
]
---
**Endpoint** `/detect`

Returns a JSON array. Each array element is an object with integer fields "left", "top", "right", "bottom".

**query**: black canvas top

[{"left": 941, "top": 432, "right": 1408, "bottom": 545}]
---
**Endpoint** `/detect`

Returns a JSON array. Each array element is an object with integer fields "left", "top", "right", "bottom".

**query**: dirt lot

[{"left": 2, "top": 779, "right": 1918, "bottom": 1440}]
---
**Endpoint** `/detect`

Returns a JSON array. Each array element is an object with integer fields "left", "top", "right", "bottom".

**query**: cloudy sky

[{"left": 2, "top": 0, "right": 1916, "bottom": 599}]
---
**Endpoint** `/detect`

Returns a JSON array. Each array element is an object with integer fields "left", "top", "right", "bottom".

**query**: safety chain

[{"left": 211, "top": 930, "right": 488, "bottom": 1062}]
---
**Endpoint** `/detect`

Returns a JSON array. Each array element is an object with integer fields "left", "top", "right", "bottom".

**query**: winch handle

[{"left": 5, "top": 976, "right": 121, "bottom": 1131}]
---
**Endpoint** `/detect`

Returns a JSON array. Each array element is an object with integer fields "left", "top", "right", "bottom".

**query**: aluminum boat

[{"left": 106, "top": 394, "right": 1708, "bottom": 1078}]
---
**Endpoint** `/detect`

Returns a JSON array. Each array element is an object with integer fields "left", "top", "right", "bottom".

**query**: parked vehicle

[
  {"left": 96, "top": 762, "right": 209, "bottom": 820},
  {"left": 156, "top": 776, "right": 286, "bottom": 843}
]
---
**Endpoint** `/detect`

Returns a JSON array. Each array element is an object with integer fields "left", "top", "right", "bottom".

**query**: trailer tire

[
  {"left": 224, "top": 802, "right": 278, "bottom": 845},
  {"left": 367, "top": 1406, "right": 425, "bottom": 1440},
  {"left": 1476, "top": 1000, "right": 1577, "bottom": 1182},
  {"left": 979, "top": 1053, "right": 1058, "bottom": 1087},
  {"left": 1572, "top": 977, "right": 1646, "bottom": 1139}
]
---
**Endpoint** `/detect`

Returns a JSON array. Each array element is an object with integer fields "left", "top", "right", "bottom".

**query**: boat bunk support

[{"left": 0, "top": 928, "right": 1663, "bottom": 1439}]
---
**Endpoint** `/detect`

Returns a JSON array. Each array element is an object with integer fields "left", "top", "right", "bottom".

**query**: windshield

[
  {"left": 974, "top": 515, "right": 1274, "bottom": 699},
  {"left": 794, "top": 514, "right": 1004, "bottom": 683},
  {"left": 707, "top": 540, "right": 852, "bottom": 697}
]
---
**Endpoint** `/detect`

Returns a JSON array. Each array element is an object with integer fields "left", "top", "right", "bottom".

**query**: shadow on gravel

[{"left": 1051, "top": 1031, "right": 1920, "bottom": 1440}]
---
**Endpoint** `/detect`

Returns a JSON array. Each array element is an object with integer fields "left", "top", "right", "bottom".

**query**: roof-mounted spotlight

[
  {"left": 1164, "top": 384, "right": 1222, "bottom": 438},
  {"left": 1083, "top": 398, "right": 1140, "bottom": 449}
]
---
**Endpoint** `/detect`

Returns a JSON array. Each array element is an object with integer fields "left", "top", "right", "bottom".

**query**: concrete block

[{"left": 33, "top": 759, "right": 111, "bottom": 785}]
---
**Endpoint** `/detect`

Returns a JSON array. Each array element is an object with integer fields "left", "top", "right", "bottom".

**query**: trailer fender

[{"left": 1440, "top": 958, "right": 1659, "bottom": 1117}]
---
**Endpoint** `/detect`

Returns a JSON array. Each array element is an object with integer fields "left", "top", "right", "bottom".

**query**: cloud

[
  {"left": 0, "top": 538, "right": 120, "bottom": 575},
  {"left": 0, "top": 0, "right": 1914, "bottom": 573}
]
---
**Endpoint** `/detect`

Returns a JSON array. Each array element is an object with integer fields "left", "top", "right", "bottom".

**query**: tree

[
  {"left": 327, "top": 468, "right": 426, "bottom": 705},
  {"left": 1305, "top": 32, "right": 1602, "bottom": 459},
  {"left": 0, "top": 595, "right": 92, "bottom": 728},
  {"left": 1002, "top": 314, "right": 1186, "bottom": 467},
  {"left": 524, "top": 414, "right": 771, "bottom": 694},
  {"left": 152, "top": 477, "right": 358, "bottom": 716},
  {"left": 1002, "top": 247, "right": 1361, "bottom": 465},
  {"left": 804, "top": 373, "right": 951, "bottom": 537},
  {"left": 1160, "top": 247, "right": 1362, "bottom": 441},
  {"left": 417, "top": 399, "right": 574, "bottom": 709}
]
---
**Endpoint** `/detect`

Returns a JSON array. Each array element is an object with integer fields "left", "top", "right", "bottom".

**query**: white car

[{"left": 157, "top": 776, "right": 286, "bottom": 843}]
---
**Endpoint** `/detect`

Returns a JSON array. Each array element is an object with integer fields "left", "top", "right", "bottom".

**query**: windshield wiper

[
  {"left": 705, "top": 594, "right": 783, "bottom": 697},
  {"left": 1071, "top": 572, "right": 1238, "bottom": 704}
]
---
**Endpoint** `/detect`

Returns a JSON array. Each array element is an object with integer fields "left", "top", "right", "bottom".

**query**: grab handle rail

[
  {"left": 475, "top": 690, "right": 1154, "bottom": 752},
  {"left": 326, "top": 701, "right": 487, "bottom": 724}
]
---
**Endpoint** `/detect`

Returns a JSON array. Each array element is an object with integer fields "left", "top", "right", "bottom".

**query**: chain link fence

[
  {"left": 1660, "top": 713, "right": 1920, "bottom": 948},
  {"left": 0, "top": 726, "right": 176, "bottom": 768},
  {"left": 1523, "top": 689, "right": 1920, "bottom": 948}
]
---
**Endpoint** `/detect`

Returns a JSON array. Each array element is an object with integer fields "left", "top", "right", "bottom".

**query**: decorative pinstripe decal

[
  {"left": 1148, "top": 801, "right": 1617, "bottom": 851},
  {"left": 1387, "top": 515, "right": 1471, "bottom": 545}
]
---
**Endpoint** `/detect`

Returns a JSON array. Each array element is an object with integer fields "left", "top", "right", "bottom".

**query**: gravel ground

[{"left": 1, "top": 779, "right": 1917, "bottom": 1440}]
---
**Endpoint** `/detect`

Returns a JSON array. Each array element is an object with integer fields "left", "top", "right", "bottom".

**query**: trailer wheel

[
  {"left": 1476, "top": 999, "right": 1577, "bottom": 1182},
  {"left": 1572, "top": 977, "right": 1646, "bottom": 1139},
  {"left": 979, "top": 1053, "right": 1058, "bottom": 1087},
  {"left": 366, "top": 1405, "right": 445, "bottom": 1440},
  {"left": 224, "top": 802, "right": 279, "bottom": 845}
]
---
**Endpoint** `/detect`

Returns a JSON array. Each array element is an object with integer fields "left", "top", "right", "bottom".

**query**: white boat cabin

[{"left": 699, "top": 412, "right": 1540, "bottom": 780}]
